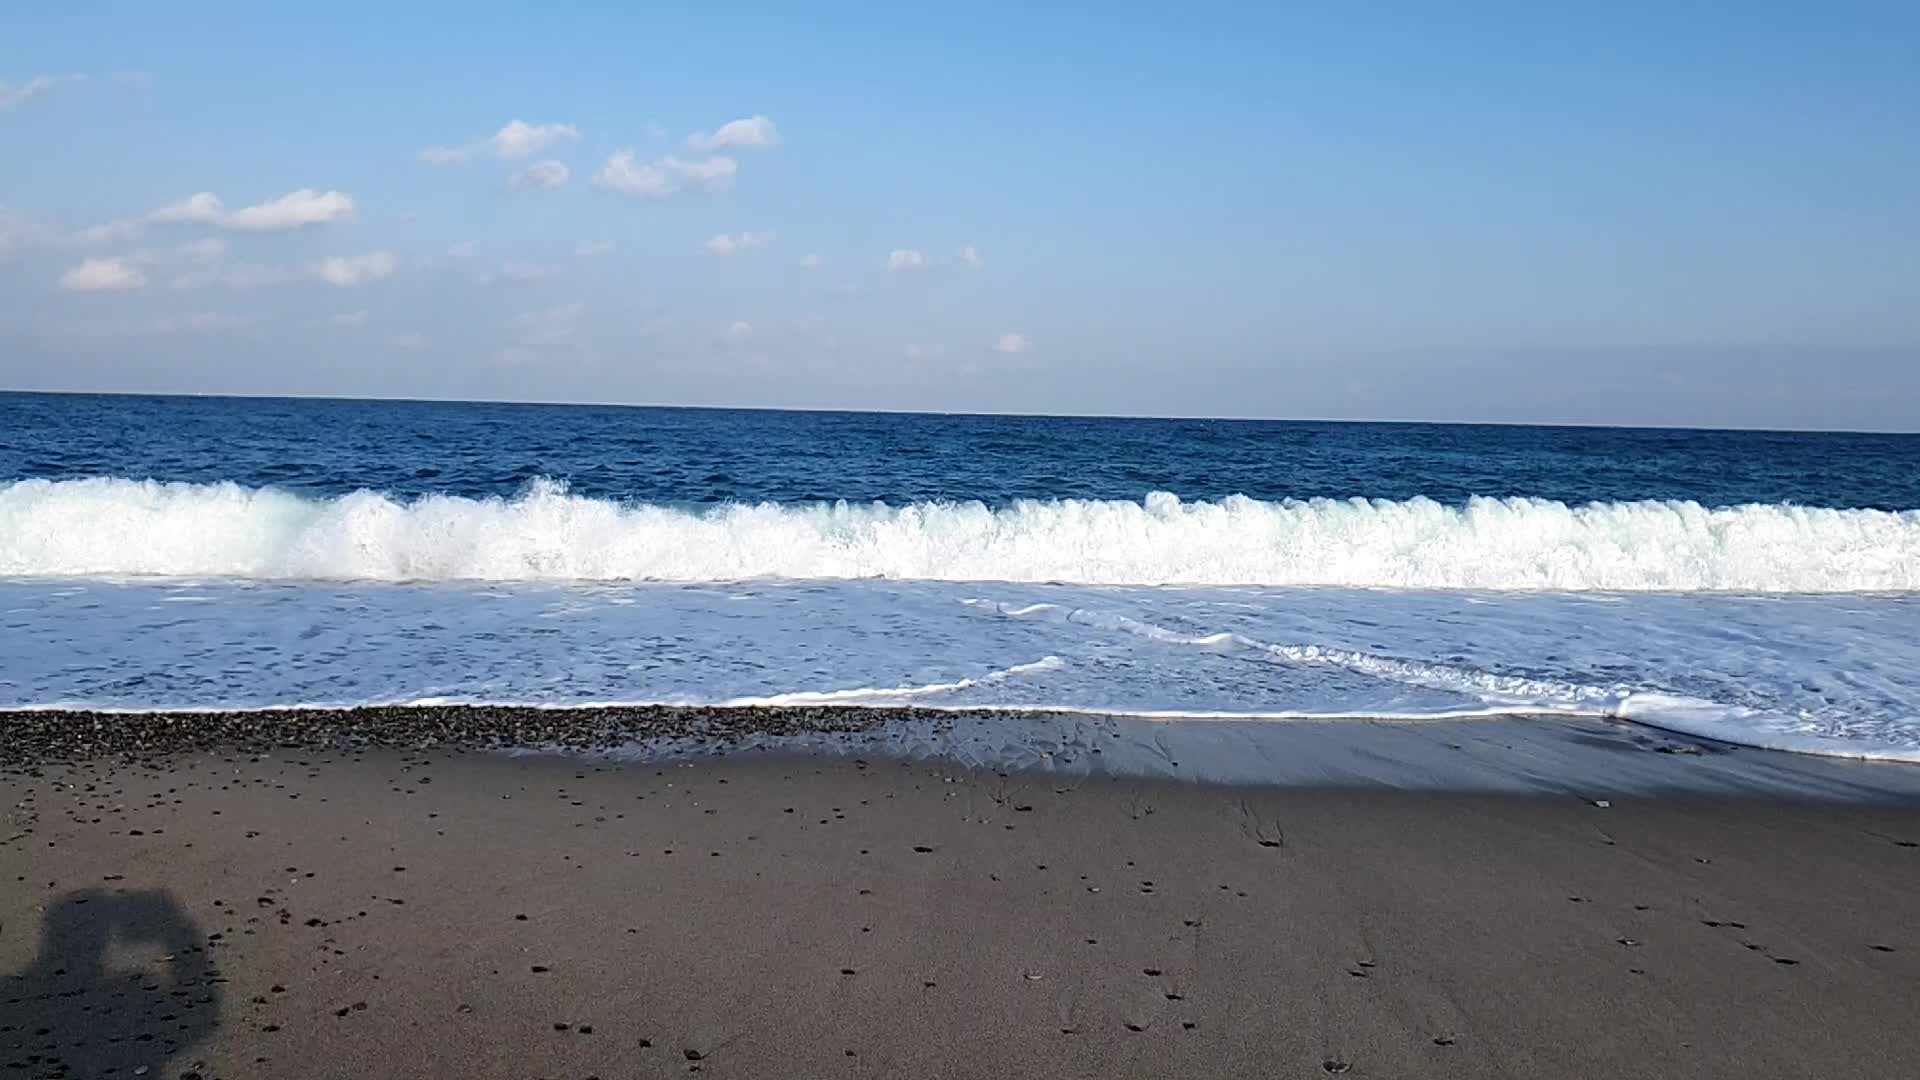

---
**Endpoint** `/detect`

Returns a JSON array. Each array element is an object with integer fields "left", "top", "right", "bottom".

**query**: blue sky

[{"left": 3, "top": 3, "right": 1917, "bottom": 428}]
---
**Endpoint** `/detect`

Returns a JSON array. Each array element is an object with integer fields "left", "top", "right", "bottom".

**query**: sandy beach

[{"left": 5, "top": 709, "right": 1919, "bottom": 1079}]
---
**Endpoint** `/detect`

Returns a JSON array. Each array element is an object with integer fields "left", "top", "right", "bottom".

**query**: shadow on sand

[{"left": 3, "top": 888, "right": 221, "bottom": 1078}]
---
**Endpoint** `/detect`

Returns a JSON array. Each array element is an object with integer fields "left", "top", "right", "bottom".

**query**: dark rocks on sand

[{"left": 0, "top": 703, "right": 1052, "bottom": 766}]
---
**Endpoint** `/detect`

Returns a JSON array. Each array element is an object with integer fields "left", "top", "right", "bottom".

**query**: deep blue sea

[{"left": 4, "top": 392, "right": 1919, "bottom": 761}]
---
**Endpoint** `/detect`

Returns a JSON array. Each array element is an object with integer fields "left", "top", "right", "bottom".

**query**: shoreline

[{"left": 9, "top": 704, "right": 1920, "bottom": 803}]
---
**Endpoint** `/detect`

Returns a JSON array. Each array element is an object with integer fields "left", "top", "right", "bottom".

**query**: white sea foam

[
  {"left": 715, "top": 655, "right": 1067, "bottom": 706},
  {"left": 964, "top": 599, "right": 1920, "bottom": 762},
  {"left": 4, "top": 476, "right": 1917, "bottom": 591}
]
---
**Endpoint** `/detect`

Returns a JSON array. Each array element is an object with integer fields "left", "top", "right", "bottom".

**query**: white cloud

[
  {"left": 799, "top": 253, "right": 824, "bottom": 270},
  {"left": 725, "top": 320, "right": 753, "bottom": 340},
  {"left": 149, "top": 189, "right": 354, "bottom": 232},
  {"left": 904, "top": 343, "right": 946, "bottom": 359},
  {"left": 887, "top": 249, "right": 926, "bottom": 272},
  {"left": 703, "top": 231, "right": 773, "bottom": 257},
  {"left": 0, "top": 76, "right": 61, "bottom": 112},
  {"left": 507, "top": 159, "right": 570, "bottom": 192},
  {"left": 421, "top": 120, "right": 580, "bottom": 163},
  {"left": 686, "top": 115, "right": 779, "bottom": 152},
  {"left": 224, "top": 189, "right": 354, "bottom": 231},
  {"left": 178, "top": 236, "right": 225, "bottom": 261},
  {"left": 574, "top": 239, "right": 614, "bottom": 257},
  {"left": 592, "top": 151, "right": 737, "bottom": 198},
  {"left": 477, "top": 260, "right": 559, "bottom": 285},
  {"left": 957, "top": 245, "right": 982, "bottom": 269},
  {"left": 490, "top": 120, "right": 579, "bottom": 159},
  {"left": 329, "top": 310, "right": 369, "bottom": 327},
  {"left": 60, "top": 256, "right": 147, "bottom": 291},
  {"left": 149, "top": 193, "right": 225, "bottom": 225},
  {"left": 992, "top": 332, "right": 1032, "bottom": 354},
  {"left": 383, "top": 331, "right": 427, "bottom": 349},
  {"left": 315, "top": 251, "right": 398, "bottom": 287},
  {"left": 447, "top": 241, "right": 477, "bottom": 259}
]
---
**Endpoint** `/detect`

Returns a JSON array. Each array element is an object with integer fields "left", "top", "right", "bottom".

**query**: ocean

[{"left": 3, "top": 391, "right": 1918, "bottom": 762}]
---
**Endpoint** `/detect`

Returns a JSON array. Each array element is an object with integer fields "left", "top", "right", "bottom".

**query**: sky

[{"left": 3, "top": 3, "right": 1917, "bottom": 430}]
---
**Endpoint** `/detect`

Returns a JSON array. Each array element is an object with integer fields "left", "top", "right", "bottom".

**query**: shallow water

[{"left": 6, "top": 579, "right": 1918, "bottom": 762}]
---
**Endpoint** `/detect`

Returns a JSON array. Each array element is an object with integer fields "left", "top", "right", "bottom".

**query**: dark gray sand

[{"left": 5, "top": 713, "right": 1920, "bottom": 1078}]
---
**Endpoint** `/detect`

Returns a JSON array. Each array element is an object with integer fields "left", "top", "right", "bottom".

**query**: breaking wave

[{"left": 3, "top": 476, "right": 1917, "bottom": 592}]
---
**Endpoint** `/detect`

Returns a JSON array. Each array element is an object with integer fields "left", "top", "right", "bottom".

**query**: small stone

[{"left": 1323, "top": 1062, "right": 1351, "bottom": 1074}]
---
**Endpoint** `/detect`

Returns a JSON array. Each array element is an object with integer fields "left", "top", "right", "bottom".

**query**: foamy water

[
  {"left": 4, "top": 578, "right": 1918, "bottom": 763},
  {"left": 4, "top": 478, "right": 1918, "bottom": 592}
]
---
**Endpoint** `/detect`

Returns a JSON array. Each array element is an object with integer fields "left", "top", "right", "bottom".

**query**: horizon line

[{"left": 2, "top": 386, "right": 1917, "bottom": 437}]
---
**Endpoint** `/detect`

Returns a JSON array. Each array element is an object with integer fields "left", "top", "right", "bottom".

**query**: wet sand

[{"left": 6, "top": 730, "right": 1920, "bottom": 1079}]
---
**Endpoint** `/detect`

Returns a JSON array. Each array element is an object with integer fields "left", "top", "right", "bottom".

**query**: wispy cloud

[
  {"left": 887, "top": 249, "right": 927, "bottom": 272},
  {"left": 477, "top": 260, "right": 560, "bottom": 285},
  {"left": 329, "top": 310, "right": 369, "bottom": 327},
  {"left": 421, "top": 120, "right": 580, "bottom": 163},
  {"left": 149, "top": 189, "right": 354, "bottom": 232},
  {"left": 178, "top": 236, "right": 225, "bottom": 262},
  {"left": 507, "top": 160, "right": 570, "bottom": 192},
  {"left": 799, "top": 253, "right": 824, "bottom": 270},
  {"left": 592, "top": 151, "right": 737, "bottom": 198},
  {"left": 60, "top": 256, "right": 148, "bottom": 291},
  {"left": 314, "top": 252, "right": 398, "bottom": 287},
  {"left": 574, "top": 240, "right": 614, "bottom": 257},
  {"left": 0, "top": 75, "right": 70, "bottom": 112},
  {"left": 992, "top": 332, "right": 1032, "bottom": 354},
  {"left": 687, "top": 115, "right": 780, "bottom": 152},
  {"left": 1, "top": 72, "right": 141, "bottom": 112},
  {"left": 383, "top": 331, "right": 427, "bottom": 349},
  {"left": 724, "top": 320, "right": 754, "bottom": 340},
  {"left": 957, "top": 245, "right": 983, "bottom": 269},
  {"left": 74, "top": 219, "right": 141, "bottom": 245},
  {"left": 703, "top": 231, "right": 774, "bottom": 257}
]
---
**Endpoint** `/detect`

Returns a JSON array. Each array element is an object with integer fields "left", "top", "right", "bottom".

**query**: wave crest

[{"left": 2, "top": 477, "right": 1917, "bottom": 591}]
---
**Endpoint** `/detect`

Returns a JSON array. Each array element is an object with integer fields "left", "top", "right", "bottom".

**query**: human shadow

[{"left": 3, "top": 889, "right": 222, "bottom": 1078}]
